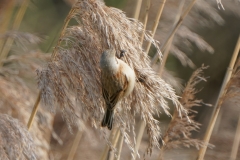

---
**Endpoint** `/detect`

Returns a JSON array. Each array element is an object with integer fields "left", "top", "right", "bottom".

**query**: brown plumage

[{"left": 100, "top": 49, "right": 135, "bottom": 130}]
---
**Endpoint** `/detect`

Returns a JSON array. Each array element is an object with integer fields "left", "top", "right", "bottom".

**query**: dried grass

[
  {"left": 141, "top": 0, "right": 226, "bottom": 71},
  {"left": 0, "top": 114, "right": 37, "bottom": 160},
  {"left": 0, "top": 30, "right": 52, "bottom": 159},
  {"left": 161, "top": 65, "right": 211, "bottom": 154},
  {"left": 0, "top": 0, "right": 236, "bottom": 159},
  {"left": 157, "top": 65, "right": 216, "bottom": 160},
  {"left": 0, "top": 71, "right": 53, "bottom": 160},
  {"left": 37, "top": 0, "right": 188, "bottom": 155}
]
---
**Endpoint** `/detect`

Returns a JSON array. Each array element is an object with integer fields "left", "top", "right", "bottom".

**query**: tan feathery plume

[
  {"left": 0, "top": 30, "right": 53, "bottom": 159},
  {"left": 158, "top": 65, "right": 212, "bottom": 159},
  {"left": 37, "top": 0, "right": 187, "bottom": 154},
  {"left": 0, "top": 114, "right": 37, "bottom": 160}
]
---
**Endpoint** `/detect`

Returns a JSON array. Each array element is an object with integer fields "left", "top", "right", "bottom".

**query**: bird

[{"left": 100, "top": 48, "right": 136, "bottom": 130}]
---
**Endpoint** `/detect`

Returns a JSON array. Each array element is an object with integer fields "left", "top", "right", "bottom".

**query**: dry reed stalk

[
  {"left": 0, "top": 0, "right": 14, "bottom": 32},
  {"left": 145, "top": 0, "right": 166, "bottom": 54},
  {"left": 197, "top": 35, "right": 240, "bottom": 160},
  {"left": 0, "top": 0, "right": 15, "bottom": 53},
  {"left": 131, "top": 120, "right": 145, "bottom": 160},
  {"left": 133, "top": 1, "right": 185, "bottom": 157},
  {"left": 133, "top": 0, "right": 143, "bottom": 19},
  {"left": 27, "top": 92, "right": 41, "bottom": 129},
  {"left": 115, "top": 129, "right": 125, "bottom": 160},
  {"left": 67, "top": 130, "right": 83, "bottom": 160},
  {"left": 132, "top": 1, "right": 166, "bottom": 158},
  {"left": 212, "top": 109, "right": 222, "bottom": 134},
  {"left": 157, "top": 37, "right": 172, "bottom": 76},
  {"left": 0, "top": 114, "right": 37, "bottom": 160},
  {"left": 230, "top": 115, "right": 240, "bottom": 160},
  {"left": 101, "top": 129, "right": 120, "bottom": 160},
  {"left": 37, "top": 0, "right": 188, "bottom": 156},
  {"left": 151, "top": 0, "right": 197, "bottom": 66},
  {"left": 157, "top": 0, "right": 185, "bottom": 76},
  {"left": 110, "top": 0, "right": 146, "bottom": 151},
  {"left": 140, "top": 0, "right": 151, "bottom": 44},
  {"left": 121, "top": 1, "right": 149, "bottom": 158},
  {"left": 0, "top": 0, "right": 30, "bottom": 67},
  {"left": 107, "top": 129, "right": 121, "bottom": 160},
  {"left": 158, "top": 65, "right": 210, "bottom": 160}
]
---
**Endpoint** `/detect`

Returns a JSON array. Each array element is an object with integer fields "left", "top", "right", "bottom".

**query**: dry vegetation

[{"left": 0, "top": 0, "right": 240, "bottom": 160}]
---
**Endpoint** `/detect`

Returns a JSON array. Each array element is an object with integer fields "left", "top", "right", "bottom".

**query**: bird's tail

[{"left": 101, "top": 108, "right": 114, "bottom": 130}]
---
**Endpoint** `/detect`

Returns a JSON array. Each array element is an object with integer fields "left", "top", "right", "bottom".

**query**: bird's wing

[
  {"left": 102, "top": 87, "right": 109, "bottom": 104},
  {"left": 109, "top": 74, "right": 129, "bottom": 109},
  {"left": 102, "top": 73, "right": 129, "bottom": 110}
]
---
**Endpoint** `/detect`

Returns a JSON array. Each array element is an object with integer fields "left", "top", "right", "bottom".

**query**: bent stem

[{"left": 197, "top": 35, "right": 240, "bottom": 160}]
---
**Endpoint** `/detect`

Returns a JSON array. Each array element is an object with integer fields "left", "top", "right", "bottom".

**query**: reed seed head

[{"left": 37, "top": 0, "right": 188, "bottom": 154}]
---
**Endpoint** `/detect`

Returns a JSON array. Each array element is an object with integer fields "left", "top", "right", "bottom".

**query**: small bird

[{"left": 100, "top": 48, "right": 136, "bottom": 130}]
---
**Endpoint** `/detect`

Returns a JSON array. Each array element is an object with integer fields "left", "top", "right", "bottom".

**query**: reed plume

[
  {"left": 0, "top": 29, "right": 53, "bottom": 159},
  {"left": 37, "top": 0, "right": 188, "bottom": 154},
  {"left": 0, "top": 114, "right": 37, "bottom": 160},
  {"left": 159, "top": 65, "right": 212, "bottom": 159}
]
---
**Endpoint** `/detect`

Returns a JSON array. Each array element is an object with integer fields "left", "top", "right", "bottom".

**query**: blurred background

[{"left": 0, "top": 0, "right": 240, "bottom": 159}]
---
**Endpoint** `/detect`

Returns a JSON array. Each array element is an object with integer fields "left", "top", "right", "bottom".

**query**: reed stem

[
  {"left": 0, "top": 0, "right": 15, "bottom": 54},
  {"left": 157, "top": 0, "right": 185, "bottom": 76},
  {"left": 197, "top": 35, "right": 240, "bottom": 160},
  {"left": 0, "top": 0, "right": 29, "bottom": 67},
  {"left": 67, "top": 130, "right": 83, "bottom": 160},
  {"left": 131, "top": 1, "right": 166, "bottom": 158},
  {"left": 133, "top": 0, "right": 143, "bottom": 20},
  {"left": 131, "top": 120, "right": 146, "bottom": 160},
  {"left": 230, "top": 115, "right": 240, "bottom": 160},
  {"left": 145, "top": 0, "right": 166, "bottom": 54},
  {"left": 151, "top": 0, "right": 197, "bottom": 66},
  {"left": 140, "top": 0, "right": 151, "bottom": 44},
  {"left": 115, "top": 131, "right": 124, "bottom": 160},
  {"left": 51, "top": 7, "right": 76, "bottom": 60},
  {"left": 27, "top": 91, "right": 41, "bottom": 130},
  {"left": 100, "top": 129, "right": 120, "bottom": 160}
]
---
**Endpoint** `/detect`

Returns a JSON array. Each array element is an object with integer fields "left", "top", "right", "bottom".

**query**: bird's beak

[{"left": 119, "top": 50, "right": 126, "bottom": 58}]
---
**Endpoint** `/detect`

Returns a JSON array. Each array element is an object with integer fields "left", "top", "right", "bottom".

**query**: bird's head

[{"left": 102, "top": 48, "right": 116, "bottom": 59}]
